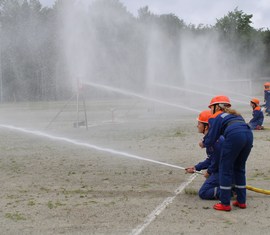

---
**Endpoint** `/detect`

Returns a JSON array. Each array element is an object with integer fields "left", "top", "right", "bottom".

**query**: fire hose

[
  {"left": 193, "top": 171, "right": 270, "bottom": 195},
  {"left": 246, "top": 185, "right": 270, "bottom": 195}
]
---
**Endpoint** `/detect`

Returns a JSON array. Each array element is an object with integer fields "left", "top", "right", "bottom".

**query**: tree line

[{"left": 0, "top": 0, "right": 269, "bottom": 102}]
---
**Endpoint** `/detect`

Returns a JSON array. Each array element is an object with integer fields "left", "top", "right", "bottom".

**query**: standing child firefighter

[
  {"left": 248, "top": 98, "right": 264, "bottom": 130},
  {"left": 199, "top": 95, "right": 253, "bottom": 211},
  {"left": 263, "top": 82, "right": 270, "bottom": 116},
  {"left": 186, "top": 110, "right": 224, "bottom": 200}
]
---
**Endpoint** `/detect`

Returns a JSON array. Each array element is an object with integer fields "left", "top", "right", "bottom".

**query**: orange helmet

[
  {"left": 208, "top": 95, "right": 231, "bottom": 108},
  {"left": 197, "top": 110, "right": 212, "bottom": 124},
  {"left": 250, "top": 98, "right": 259, "bottom": 105},
  {"left": 264, "top": 82, "right": 270, "bottom": 90}
]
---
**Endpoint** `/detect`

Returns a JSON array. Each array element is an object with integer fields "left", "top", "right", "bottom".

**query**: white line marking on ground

[{"left": 130, "top": 173, "right": 198, "bottom": 235}]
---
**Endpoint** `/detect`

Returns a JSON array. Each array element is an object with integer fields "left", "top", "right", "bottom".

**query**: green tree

[
  {"left": 260, "top": 29, "right": 270, "bottom": 76},
  {"left": 215, "top": 8, "right": 264, "bottom": 78},
  {"left": 0, "top": 0, "right": 56, "bottom": 101},
  {"left": 215, "top": 8, "right": 253, "bottom": 49}
]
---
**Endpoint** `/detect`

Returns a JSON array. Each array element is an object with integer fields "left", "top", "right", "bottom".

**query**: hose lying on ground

[
  {"left": 194, "top": 172, "right": 270, "bottom": 195},
  {"left": 246, "top": 185, "right": 270, "bottom": 195}
]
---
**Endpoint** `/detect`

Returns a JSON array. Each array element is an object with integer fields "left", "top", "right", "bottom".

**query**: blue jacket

[
  {"left": 203, "top": 111, "right": 250, "bottom": 148},
  {"left": 195, "top": 135, "right": 224, "bottom": 174},
  {"left": 264, "top": 90, "right": 270, "bottom": 112},
  {"left": 264, "top": 90, "right": 270, "bottom": 104}
]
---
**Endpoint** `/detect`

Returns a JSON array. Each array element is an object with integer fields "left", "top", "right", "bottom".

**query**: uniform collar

[{"left": 210, "top": 110, "right": 223, "bottom": 118}]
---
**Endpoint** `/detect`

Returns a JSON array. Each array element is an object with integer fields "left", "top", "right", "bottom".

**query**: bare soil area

[{"left": 0, "top": 100, "right": 269, "bottom": 235}]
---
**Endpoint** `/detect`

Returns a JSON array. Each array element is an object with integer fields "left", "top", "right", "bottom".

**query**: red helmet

[
  {"left": 197, "top": 110, "right": 212, "bottom": 124},
  {"left": 250, "top": 98, "right": 259, "bottom": 105},
  {"left": 208, "top": 95, "right": 231, "bottom": 108}
]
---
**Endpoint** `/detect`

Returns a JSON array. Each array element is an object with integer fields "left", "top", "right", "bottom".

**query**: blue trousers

[
  {"left": 199, "top": 172, "right": 220, "bottom": 200},
  {"left": 219, "top": 131, "right": 253, "bottom": 205},
  {"left": 266, "top": 101, "right": 270, "bottom": 113}
]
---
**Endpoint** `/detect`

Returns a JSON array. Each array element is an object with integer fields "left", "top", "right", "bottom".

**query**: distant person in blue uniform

[
  {"left": 185, "top": 110, "right": 224, "bottom": 200},
  {"left": 199, "top": 95, "right": 253, "bottom": 211},
  {"left": 248, "top": 98, "right": 264, "bottom": 130},
  {"left": 263, "top": 82, "right": 270, "bottom": 116}
]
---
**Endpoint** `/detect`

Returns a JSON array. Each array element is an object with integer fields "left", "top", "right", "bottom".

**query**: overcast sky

[{"left": 39, "top": 0, "right": 270, "bottom": 29}]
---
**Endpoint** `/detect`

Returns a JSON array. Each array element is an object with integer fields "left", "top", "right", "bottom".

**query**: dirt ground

[{"left": 0, "top": 99, "right": 269, "bottom": 235}]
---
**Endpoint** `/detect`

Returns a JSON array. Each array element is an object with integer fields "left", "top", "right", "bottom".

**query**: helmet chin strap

[
  {"left": 203, "top": 123, "right": 207, "bottom": 134},
  {"left": 213, "top": 104, "right": 217, "bottom": 114},
  {"left": 251, "top": 102, "right": 256, "bottom": 110}
]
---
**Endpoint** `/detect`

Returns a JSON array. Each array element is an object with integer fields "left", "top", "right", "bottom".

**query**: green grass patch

[
  {"left": 5, "top": 212, "right": 26, "bottom": 221},
  {"left": 47, "top": 200, "right": 66, "bottom": 209},
  {"left": 184, "top": 188, "right": 198, "bottom": 195},
  {"left": 28, "top": 200, "right": 36, "bottom": 206}
]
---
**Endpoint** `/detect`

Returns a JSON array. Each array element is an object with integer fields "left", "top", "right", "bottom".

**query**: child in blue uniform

[
  {"left": 199, "top": 95, "right": 253, "bottom": 211},
  {"left": 248, "top": 98, "right": 264, "bottom": 130},
  {"left": 264, "top": 82, "right": 270, "bottom": 116},
  {"left": 186, "top": 110, "right": 224, "bottom": 200}
]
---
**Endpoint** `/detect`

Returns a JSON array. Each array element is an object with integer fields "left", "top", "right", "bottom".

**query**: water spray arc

[
  {"left": 0, "top": 124, "right": 201, "bottom": 174},
  {"left": 153, "top": 82, "right": 247, "bottom": 105},
  {"left": 83, "top": 81, "right": 200, "bottom": 113},
  {"left": 188, "top": 81, "right": 253, "bottom": 99}
]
